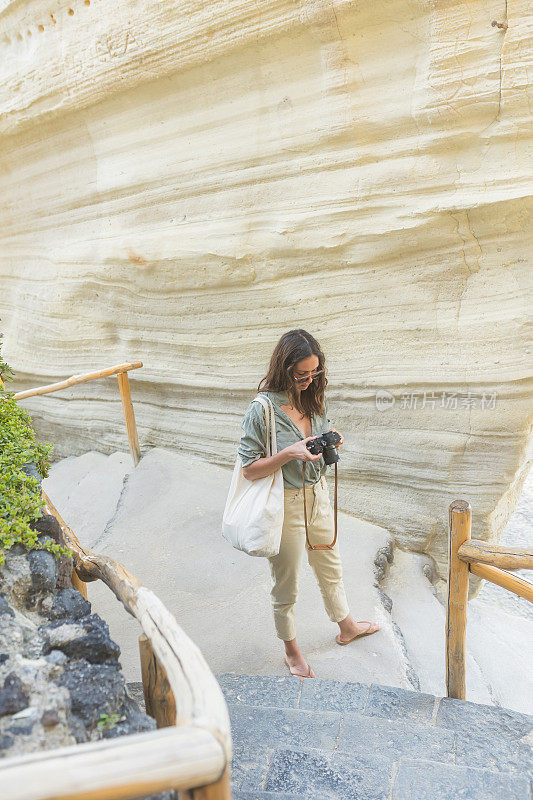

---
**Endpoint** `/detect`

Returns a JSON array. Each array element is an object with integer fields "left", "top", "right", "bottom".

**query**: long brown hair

[{"left": 257, "top": 329, "right": 327, "bottom": 418}]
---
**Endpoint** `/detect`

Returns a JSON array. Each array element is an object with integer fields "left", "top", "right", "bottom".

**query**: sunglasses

[{"left": 293, "top": 369, "right": 324, "bottom": 384}]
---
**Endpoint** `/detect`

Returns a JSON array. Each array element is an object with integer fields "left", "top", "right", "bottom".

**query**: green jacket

[{"left": 237, "top": 389, "right": 334, "bottom": 488}]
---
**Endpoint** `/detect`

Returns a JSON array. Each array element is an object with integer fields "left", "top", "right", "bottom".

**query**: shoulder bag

[{"left": 222, "top": 394, "right": 284, "bottom": 557}]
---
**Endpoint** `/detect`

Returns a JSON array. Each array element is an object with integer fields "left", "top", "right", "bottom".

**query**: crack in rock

[{"left": 92, "top": 471, "right": 132, "bottom": 550}]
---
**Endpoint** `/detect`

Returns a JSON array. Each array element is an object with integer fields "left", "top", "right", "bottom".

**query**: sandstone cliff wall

[{"left": 0, "top": 0, "right": 531, "bottom": 576}]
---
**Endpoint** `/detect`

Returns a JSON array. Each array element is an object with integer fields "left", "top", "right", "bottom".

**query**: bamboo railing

[
  {"left": 446, "top": 499, "right": 533, "bottom": 700},
  {"left": 13, "top": 361, "right": 143, "bottom": 466},
  {"left": 0, "top": 491, "right": 233, "bottom": 800}
]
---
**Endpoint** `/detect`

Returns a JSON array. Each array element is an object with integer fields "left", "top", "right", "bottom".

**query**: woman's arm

[
  {"left": 242, "top": 438, "right": 322, "bottom": 481},
  {"left": 242, "top": 449, "right": 292, "bottom": 480},
  {"left": 238, "top": 399, "right": 322, "bottom": 481}
]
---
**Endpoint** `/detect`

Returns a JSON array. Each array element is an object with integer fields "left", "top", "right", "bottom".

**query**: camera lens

[{"left": 322, "top": 444, "right": 339, "bottom": 465}]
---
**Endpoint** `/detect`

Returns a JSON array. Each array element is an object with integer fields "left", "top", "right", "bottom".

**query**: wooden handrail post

[
  {"left": 71, "top": 570, "right": 88, "bottom": 599},
  {"left": 14, "top": 360, "right": 144, "bottom": 467},
  {"left": 187, "top": 766, "right": 232, "bottom": 800},
  {"left": 138, "top": 634, "right": 177, "bottom": 728},
  {"left": 117, "top": 371, "right": 141, "bottom": 466},
  {"left": 446, "top": 499, "right": 471, "bottom": 700},
  {"left": 138, "top": 635, "right": 232, "bottom": 797}
]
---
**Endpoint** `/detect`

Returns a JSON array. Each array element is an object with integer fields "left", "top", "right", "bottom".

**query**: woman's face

[{"left": 292, "top": 354, "right": 320, "bottom": 392}]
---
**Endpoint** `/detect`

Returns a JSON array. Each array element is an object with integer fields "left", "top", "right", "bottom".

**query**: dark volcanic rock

[
  {"left": 40, "top": 614, "right": 120, "bottom": 664},
  {"left": 0, "top": 594, "right": 14, "bottom": 618},
  {"left": 58, "top": 659, "right": 126, "bottom": 732},
  {"left": 99, "top": 693, "right": 156, "bottom": 740},
  {"left": 47, "top": 588, "right": 92, "bottom": 621},
  {"left": 0, "top": 733, "right": 14, "bottom": 750},
  {"left": 29, "top": 514, "right": 64, "bottom": 544},
  {"left": 0, "top": 673, "right": 30, "bottom": 717},
  {"left": 27, "top": 550, "right": 58, "bottom": 594},
  {"left": 6, "top": 719, "right": 34, "bottom": 735}
]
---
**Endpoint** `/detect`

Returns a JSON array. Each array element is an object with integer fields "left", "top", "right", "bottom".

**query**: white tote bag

[{"left": 222, "top": 394, "right": 284, "bottom": 557}]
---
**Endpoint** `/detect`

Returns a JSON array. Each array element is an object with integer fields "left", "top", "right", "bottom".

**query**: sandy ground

[{"left": 43, "top": 448, "right": 532, "bottom": 714}]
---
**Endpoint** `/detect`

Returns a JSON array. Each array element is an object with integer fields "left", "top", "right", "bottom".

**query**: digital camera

[{"left": 306, "top": 430, "right": 341, "bottom": 465}]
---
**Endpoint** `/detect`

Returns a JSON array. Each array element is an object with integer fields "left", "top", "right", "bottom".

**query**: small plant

[
  {"left": 96, "top": 712, "right": 125, "bottom": 732},
  {"left": 0, "top": 333, "right": 71, "bottom": 565}
]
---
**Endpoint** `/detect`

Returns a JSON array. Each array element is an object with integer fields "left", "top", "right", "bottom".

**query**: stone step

[
  {"left": 226, "top": 706, "right": 531, "bottom": 798},
  {"left": 216, "top": 673, "right": 435, "bottom": 719},
  {"left": 228, "top": 702, "right": 455, "bottom": 764},
  {"left": 231, "top": 753, "right": 530, "bottom": 800},
  {"left": 127, "top": 675, "right": 533, "bottom": 800}
]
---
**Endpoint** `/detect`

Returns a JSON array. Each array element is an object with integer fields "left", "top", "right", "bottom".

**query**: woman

[{"left": 238, "top": 329, "right": 380, "bottom": 679}]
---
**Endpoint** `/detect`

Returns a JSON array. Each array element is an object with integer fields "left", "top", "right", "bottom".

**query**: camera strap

[{"left": 302, "top": 461, "right": 338, "bottom": 550}]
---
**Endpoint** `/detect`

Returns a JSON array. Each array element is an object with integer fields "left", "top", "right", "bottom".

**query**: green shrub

[{"left": 0, "top": 335, "right": 71, "bottom": 565}]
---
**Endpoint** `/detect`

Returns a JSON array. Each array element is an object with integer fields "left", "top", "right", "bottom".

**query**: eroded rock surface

[{"left": 1, "top": 1, "right": 531, "bottom": 577}]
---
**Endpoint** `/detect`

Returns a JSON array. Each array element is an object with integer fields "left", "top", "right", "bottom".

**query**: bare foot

[
  {"left": 284, "top": 654, "right": 315, "bottom": 678},
  {"left": 283, "top": 640, "right": 316, "bottom": 678},
  {"left": 337, "top": 614, "right": 381, "bottom": 643}
]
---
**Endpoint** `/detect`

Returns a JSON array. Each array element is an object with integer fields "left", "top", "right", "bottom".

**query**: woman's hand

[
  {"left": 286, "top": 437, "right": 324, "bottom": 462},
  {"left": 329, "top": 427, "right": 343, "bottom": 449}
]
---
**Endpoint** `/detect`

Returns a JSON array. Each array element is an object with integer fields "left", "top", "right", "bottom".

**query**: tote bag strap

[{"left": 251, "top": 394, "right": 278, "bottom": 457}]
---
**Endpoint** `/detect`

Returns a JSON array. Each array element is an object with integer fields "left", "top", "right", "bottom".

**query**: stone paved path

[{"left": 128, "top": 674, "right": 533, "bottom": 800}]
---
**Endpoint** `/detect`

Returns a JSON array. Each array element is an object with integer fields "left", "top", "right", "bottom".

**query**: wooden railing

[
  {"left": 446, "top": 499, "right": 533, "bottom": 700},
  {"left": 0, "top": 491, "right": 233, "bottom": 800},
  {"left": 13, "top": 361, "right": 143, "bottom": 466}
]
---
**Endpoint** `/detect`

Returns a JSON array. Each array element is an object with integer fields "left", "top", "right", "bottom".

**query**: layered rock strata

[{"left": 0, "top": 1, "right": 531, "bottom": 577}]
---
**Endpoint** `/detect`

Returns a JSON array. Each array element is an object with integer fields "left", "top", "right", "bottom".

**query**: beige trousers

[{"left": 267, "top": 475, "right": 350, "bottom": 641}]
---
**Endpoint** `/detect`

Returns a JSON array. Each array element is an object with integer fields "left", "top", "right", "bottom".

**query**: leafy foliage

[
  {"left": 0, "top": 332, "right": 14, "bottom": 391},
  {"left": 0, "top": 334, "right": 70, "bottom": 565},
  {"left": 96, "top": 712, "right": 125, "bottom": 732}
]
